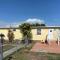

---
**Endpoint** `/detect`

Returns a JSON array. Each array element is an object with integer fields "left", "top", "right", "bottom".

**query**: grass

[
  {"left": 3, "top": 41, "right": 60, "bottom": 60},
  {"left": 3, "top": 45, "right": 15, "bottom": 52},
  {"left": 47, "top": 53, "right": 60, "bottom": 60},
  {"left": 3, "top": 40, "right": 21, "bottom": 52},
  {"left": 3, "top": 40, "right": 19, "bottom": 44},
  {"left": 4, "top": 48, "right": 60, "bottom": 60},
  {"left": 4, "top": 48, "right": 28, "bottom": 60},
  {"left": 3, "top": 42, "right": 35, "bottom": 60}
]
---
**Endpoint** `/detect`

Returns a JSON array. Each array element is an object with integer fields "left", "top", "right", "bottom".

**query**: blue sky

[{"left": 0, "top": 0, "right": 60, "bottom": 26}]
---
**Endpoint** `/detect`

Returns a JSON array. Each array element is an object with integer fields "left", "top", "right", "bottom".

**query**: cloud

[
  {"left": 0, "top": 18, "right": 45, "bottom": 27},
  {"left": 9, "top": 18, "right": 45, "bottom": 27},
  {"left": 0, "top": 21, "right": 19, "bottom": 27},
  {"left": 24, "top": 18, "right": 45, "bottom": 24}
]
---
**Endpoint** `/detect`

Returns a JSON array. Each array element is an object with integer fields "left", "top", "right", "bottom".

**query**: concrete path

[
  {"left": 31, "top": 42, "right": 60, "bottom": 54},
  {"left": 3, "top": 44, "right": 25, "bottom": 58}
]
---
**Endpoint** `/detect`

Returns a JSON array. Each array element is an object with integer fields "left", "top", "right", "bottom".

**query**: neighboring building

[{"left": 0, "top": 26, "right": 60, "bottom": 42}]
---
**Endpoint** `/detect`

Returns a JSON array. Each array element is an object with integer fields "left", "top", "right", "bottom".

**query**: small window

[
  {"left": 13, "top": 29, "right": 16, "bottom": 31},
  {"left": 37, "top": 28, "right": 41, "bottom": 35}
]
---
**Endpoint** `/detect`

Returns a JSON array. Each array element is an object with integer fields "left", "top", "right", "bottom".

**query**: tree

[
  {"left": 19, "top": 23, "right": 32, "bottom": 44},
  {"left": 7, "top": 29, "right": 14, "bottom": 43},
  {"left": 30, "top": 23, "right": 45, "bottom": 26}
]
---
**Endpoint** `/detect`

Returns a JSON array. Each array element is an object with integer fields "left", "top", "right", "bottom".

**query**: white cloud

[
  {"left": 0, "top": 18, "right": 45, "bottom": 27},
  {"left": 0, "top": 21, "right": 19, "bottom": 27},
  {"left": 24, "top": 18, "right": 44, "bottom": 24},
  {"left": 10, "top": 18, "right": 45, "bottom": 27}
]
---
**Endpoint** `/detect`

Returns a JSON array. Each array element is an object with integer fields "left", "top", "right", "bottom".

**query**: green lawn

[
  {"left": 3, "top": 45, "right": 15, "bottom": 52},
  {"left": 47, "top": 53, "right": 60, "bottom": 60},
  {"left": 3, "top": 40, "right": 21, "bottom": 52}
]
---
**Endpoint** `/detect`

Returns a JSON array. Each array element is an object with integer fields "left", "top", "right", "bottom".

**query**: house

[{"left": 0, "top": 26, "right": 60, "bottom": 42}]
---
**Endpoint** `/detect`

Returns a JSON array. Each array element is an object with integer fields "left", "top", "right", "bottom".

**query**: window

[
  {"left": 37, "top": 28, "right": 41, "bottom": 35},
  {"left": 13, "top": 29, "right": 16, "bottom": 31}
]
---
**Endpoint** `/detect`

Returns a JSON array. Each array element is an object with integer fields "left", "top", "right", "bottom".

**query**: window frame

[{"left": 37, "top": 28, "right": 41, "bottom": 35}]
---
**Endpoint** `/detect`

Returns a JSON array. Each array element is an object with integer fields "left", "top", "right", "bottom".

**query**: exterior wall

[
  {"left": 53, "top": 29, "right": 58, "bottom": 41},
  {"left": 13, "top": 29, "right": 22, "bottom": 40},
  {"left": 0, "top": 29, "right": 8, "bottom": 40},
  {"left": 31, "top": 29, "right": 48, "bottom": 42},
  {"left": 47, "top": 29, "right": 58, "bottom": 41},
  {"left": 53, "top": 29, "right": 60, "bottom": 41},
  {"left": 0, "top": 29, "right": 22, "bottom": 40},
  {"left": 0, "top": 28, "right": 58, "bottom": 42}
]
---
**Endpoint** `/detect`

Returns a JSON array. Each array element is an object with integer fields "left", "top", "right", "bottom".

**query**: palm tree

[{"left": 19, "top": 23, "right": 32, "bottom": 44}]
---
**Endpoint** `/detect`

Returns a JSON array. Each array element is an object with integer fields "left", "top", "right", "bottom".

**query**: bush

[{"left": 7, "top": 29, "right": 14, "bottom": 43}]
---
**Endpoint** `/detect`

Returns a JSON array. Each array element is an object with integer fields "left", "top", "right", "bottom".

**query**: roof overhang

[
  {"left": 31, "top": 26, "right": 60, "bottom": 29},
  {"left": 0, "top": 26, "right": 60, "bottom": 29}
]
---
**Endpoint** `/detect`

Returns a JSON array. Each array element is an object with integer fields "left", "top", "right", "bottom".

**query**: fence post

[{"left": 0, "top": 33, "right": 5, "bottom": 60}]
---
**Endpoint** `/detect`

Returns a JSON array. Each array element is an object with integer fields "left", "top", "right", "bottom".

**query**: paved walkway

[
  {"left": 31, "top": 42, "right": 60, "bottom": 54},
  {"left": 3, "top": 44, "right": 25, "bottom": 58}
]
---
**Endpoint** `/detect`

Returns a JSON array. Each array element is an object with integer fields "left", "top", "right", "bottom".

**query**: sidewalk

[
  {"left": 31, "top": 42, "right": 60, "bottom": 54},
  {"left": 3, "top": 44, "right": 25, "bottom": 58}
]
